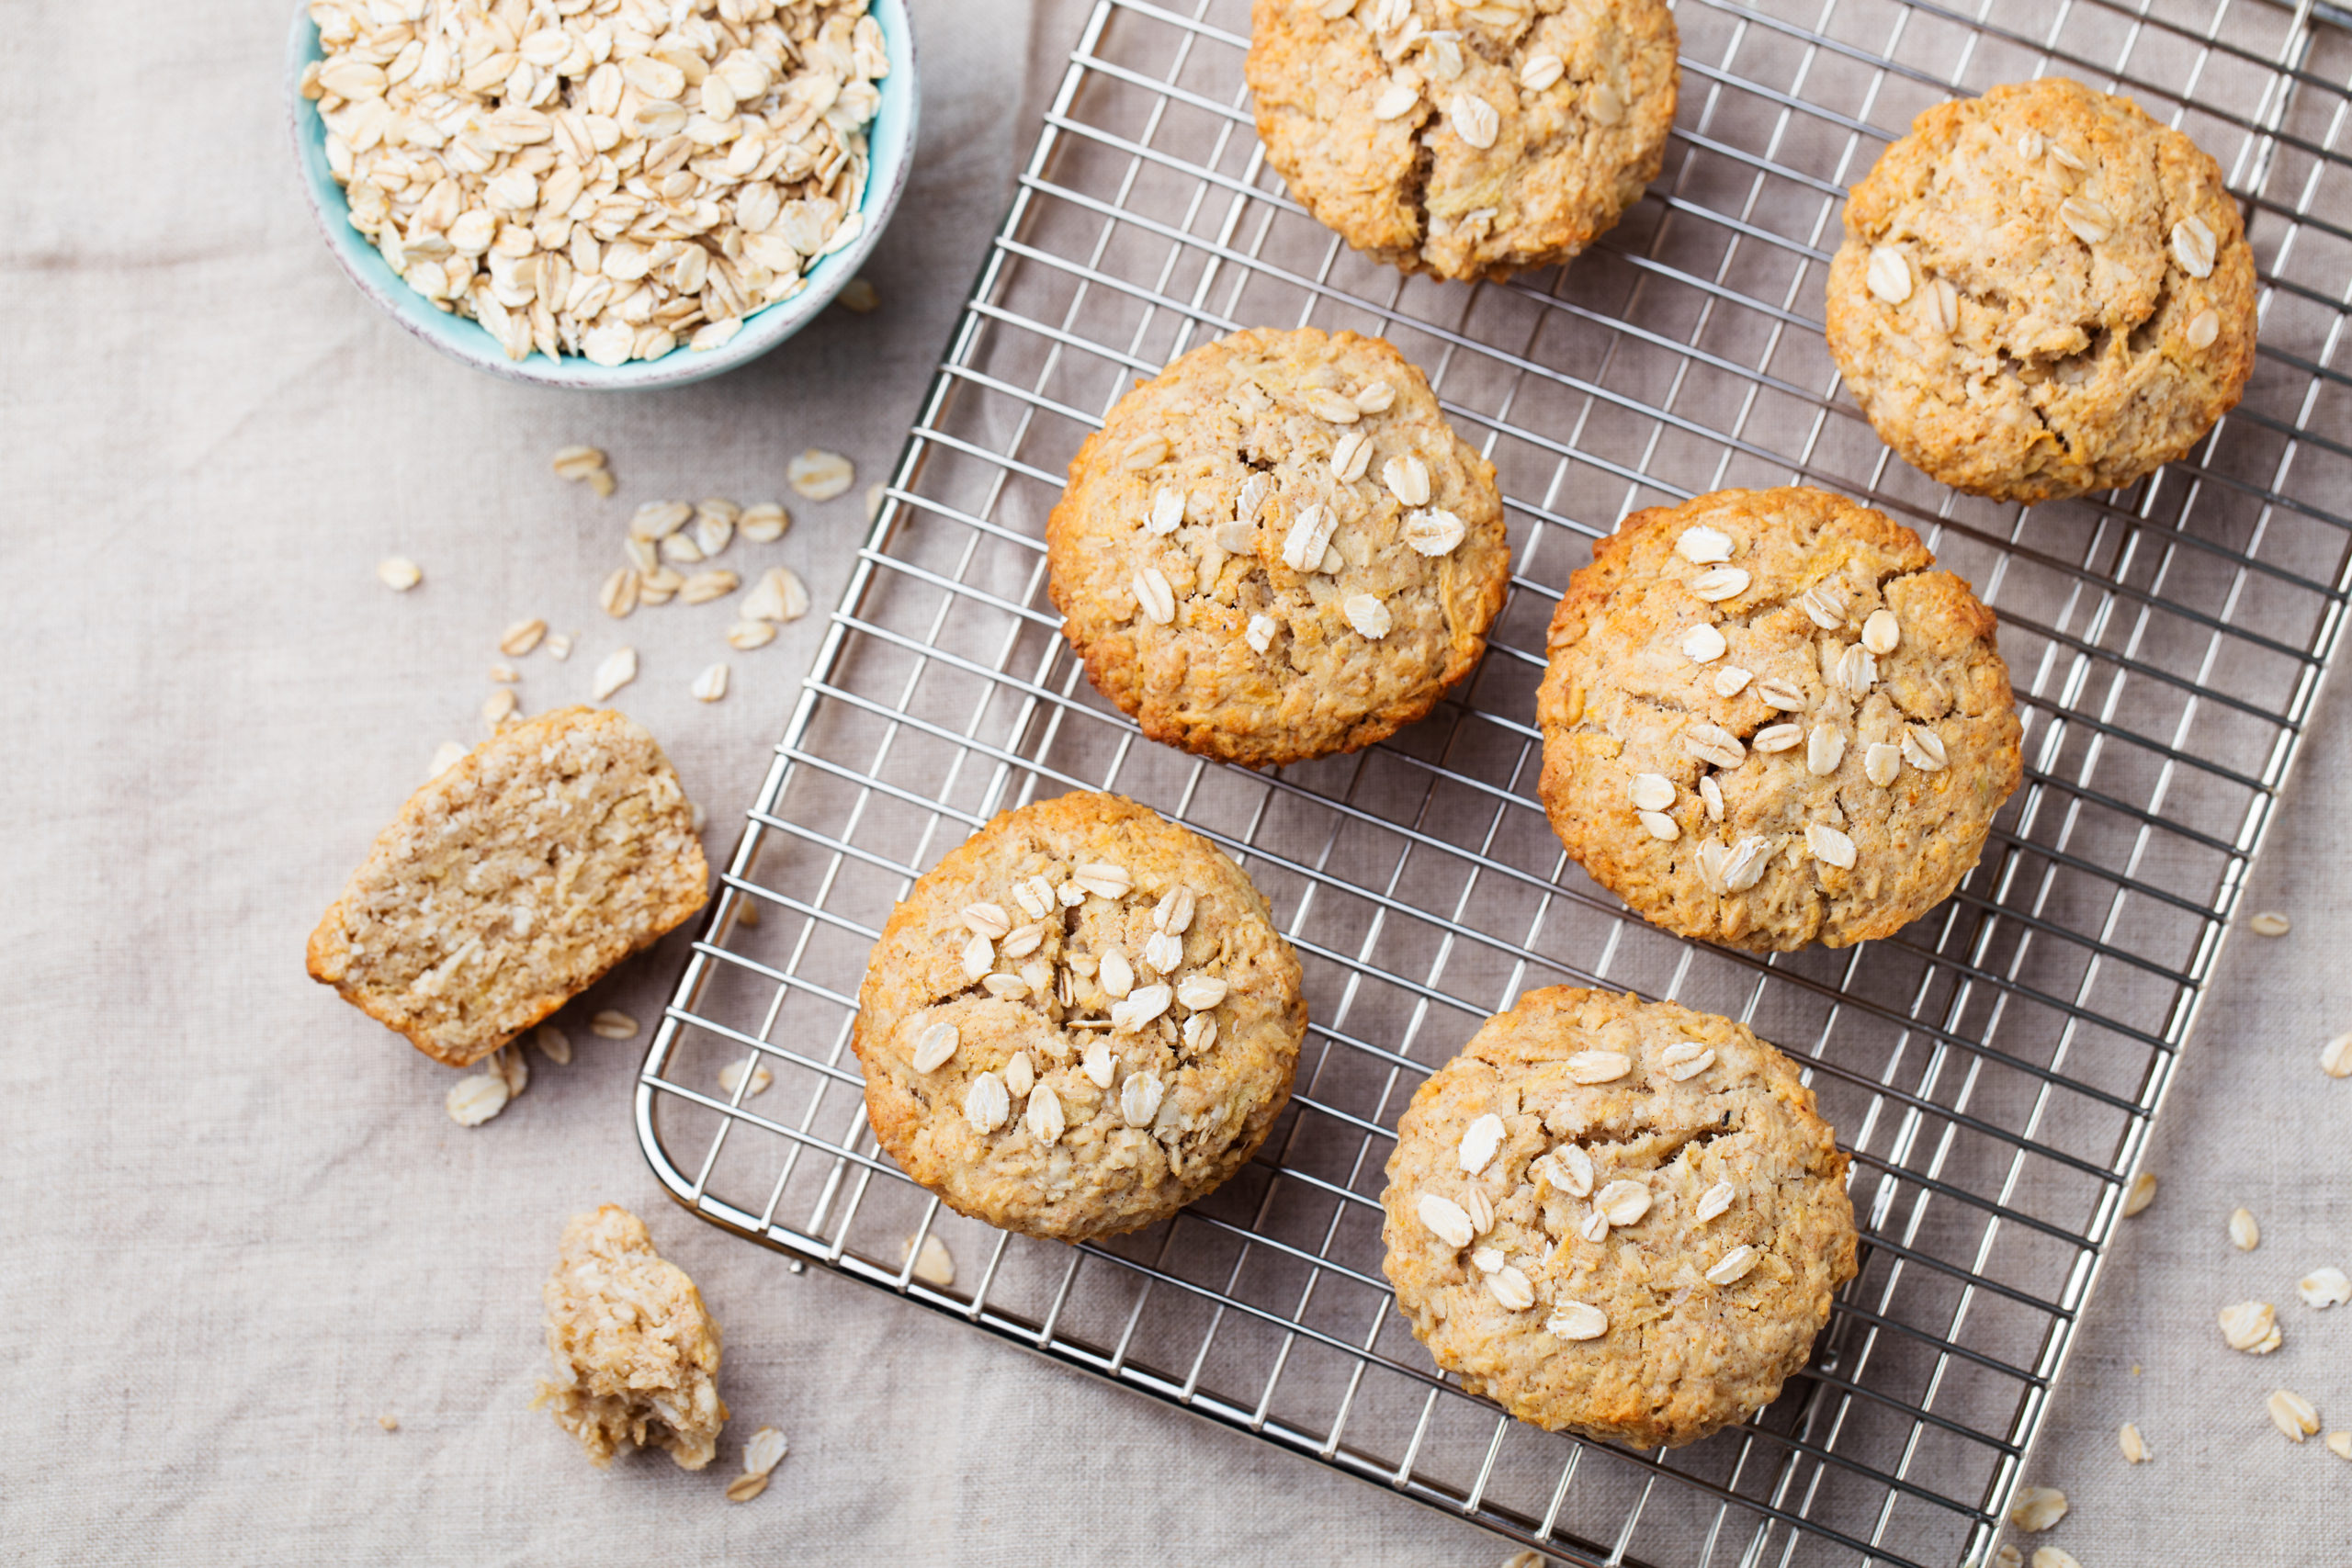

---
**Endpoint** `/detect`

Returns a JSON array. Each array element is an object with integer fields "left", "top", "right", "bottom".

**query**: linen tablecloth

[{"left": 5, "top": 2, "right": 2344, "bottom": 1562}]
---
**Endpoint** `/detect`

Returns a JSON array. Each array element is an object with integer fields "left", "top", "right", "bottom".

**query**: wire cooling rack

[{"left": 636, "top": 1, "right": 2352, "bottom": 1562}]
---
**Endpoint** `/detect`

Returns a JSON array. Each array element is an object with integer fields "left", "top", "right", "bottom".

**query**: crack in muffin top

[
  {"left": 1826, "top": 77, "right": 2258, "bottom": 502},
  {"left": 1248, "top": 0, "right": 1679, "bottom": 280},
  {"left": 1046, "top": 326, "right": 1509, "bottom": 767},
  {"left": 1537, "top": 488, "right": 2021, "bottom": 951}
]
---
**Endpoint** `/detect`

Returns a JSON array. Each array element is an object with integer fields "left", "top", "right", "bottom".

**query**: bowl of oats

[{"left": 288, "top": 0, "right": 915, "bottom": 389}]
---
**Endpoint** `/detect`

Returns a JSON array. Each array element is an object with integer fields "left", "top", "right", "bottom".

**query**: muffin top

[
  {"left": 854, "top": 792, "right": 1306, "bottom": 1241},
  {"left": 1047, "top": 327, "right": 1508, "bottom": 767},
  {"left": 1249, "top": 0, "right": 1680, "bottom": 280},
  {"left": 1827, "top": 77, "right": 2258, "bottom": 502},
  {"left": 1382, "top": 987, "right": 1859, "bottom": 1448},
  {"left": 1537, "top": 488, "right": 2021, "bottom": 951}
]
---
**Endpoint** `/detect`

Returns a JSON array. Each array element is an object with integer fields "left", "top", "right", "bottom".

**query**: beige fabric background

[{"left": 4, "top": 2, "right": 2344, "bottom": 1562}]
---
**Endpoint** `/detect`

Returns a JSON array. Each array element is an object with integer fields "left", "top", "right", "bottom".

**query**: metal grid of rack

[{"left": 636, "top": 1, "right": 2352, "bottom": 1562}]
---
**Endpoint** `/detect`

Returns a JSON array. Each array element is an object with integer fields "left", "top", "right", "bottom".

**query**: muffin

[
  {"left": 1826, "top": 77, "right": 2258, "bottom": 502},
  {"left": 1536, "top": 487, "right": 2021, "bottom": 951},
  {"left": 1248, "top": 0, "right": 1679, "bottom": 280},
  {"left": 853, "top": 792, "right": 1306, "bottom": 1241},
  {"left": 306, "top": 706, "right": 708, "bottom": 1066},
  {"left": 531, "top": 1205, "right": 729, "bottom": 1471},
  {"left": 1381, "top": 987, "right": 1858, "bottom": 1447},
  {"left": 1047, "top": 326, "right": 1510, "bottom": 767}
]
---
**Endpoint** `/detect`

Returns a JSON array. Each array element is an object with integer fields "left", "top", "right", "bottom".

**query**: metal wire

[{"left": 635, "top": 2, "right": 2352, "bottom": 1562}]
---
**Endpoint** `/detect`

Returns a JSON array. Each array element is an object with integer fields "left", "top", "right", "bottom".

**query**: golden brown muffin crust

[
  {"left": 1381, "top": 988, "right": 1858, "bottom": 1447},
  {"left": 1536, "top": 488, "right": 2021, "bottom": 951},
  {"left": 1249, "top": 0, "right": 1679, "bottom": 281},
  {"left": 1047, "top": 327, "right": 1509, "bottom": 768},
  {"left": 854, "top": 792, "right": 1306, "bottom": 1241},
  {"left": 1826, "top": 77, "right": 2258, "bottom": 502}
]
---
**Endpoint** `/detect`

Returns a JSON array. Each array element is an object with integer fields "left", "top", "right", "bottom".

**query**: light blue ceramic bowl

[{"left": 287, "top": 3, "right": 917, "bottom": 389}]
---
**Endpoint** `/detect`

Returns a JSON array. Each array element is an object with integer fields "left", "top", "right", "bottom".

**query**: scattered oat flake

[
  {"left": 2229, "top": 1206, "right": 2260, "bottom": 1251},
  {"left": 1993, "top": 1549, "right": 2022, "bottom": 1568},
  {"left": 592, "top": 647, "right": 638, "bottom": 702},
  {"left": 2322, "top": 1031, "right": 2352, "bottom": 1077},
  {"left": 545, "top": 633, "right": 572, "bottom": 661},
  {"left": 532, "top": 1023, "right": 571, "bottom": 1066},
  {"left": 446, "top": 1073, "right": 509, "bottom": 1127},
  {"left": 501, "top": 618, "right": 548, "bottom": 657},
  {"left": 2118, "top": 1420, "right": 2149, "bottom": 1463},
  {"left": 2030, "top": 1551, "right": 2083, "bottom": 1568},
  {"left": 1501, "top": 1552, "right": 1545, "bottom": 1568},
  {"left": 378, "top": 1414, "right": 400, "bottom": 1431},
  {"left": 2269, "top": 1386, "right": 2320, "bottom": 1441},
  {"left": 691, "top": 663, "right": 729, "bottom": 704},
  {"left": 489, "top": 1043, "right": 528, "bottom": 1100},
  {"left": 377, "top": 556, "right": 422, "bottom": 592},
  {"left": 865, "top": 482, "right": 887, "bottom": 523},
  {"left": 744, "top": 1426, "right": 788, "bottom": 1479},
  {"left": 2250, "top": 910, "right": 2290, "bottom": 937},
  {"left": 741, "top": 567, "right": 810, "bottom": 624},
  {"left": 552, "top": 446, "right": 607, "bottom": 481},
  {"left": 787, "top": 449, "right": 855, "bottom": 501},
  {"left": 481, "top": 687, "right": 518, "bottom": 728},
  {"left": 2007, "top": 1486, "right": 2067, "bottom": 1533},
  {"left": 906, "top": 1233, "right": 955, "bottom": 1288},
  {"left": 2218, "top": 1300, "right": 2280, "bottom": 1353},
  {"left": 837, "top": 277, "right": 879, "bottom": 313},
  {"left": 590, "top": 1010, "right": 639, "bottom": 1041},
  {"left": 2121, "top": 1170, "right": 2157, "bottom": 1216},
  {"left": 428, "top": 739, "right": 469, "bottom": 779},
  {"left": 2299, "top": 1267, "right": 2351, "bottom": 1307},
  {"left": 740, "top": 503, "right": 790, "bottom": 543},
  {"left": 2327, "top": 1430, "right": 2352, "bottom": 1461},
  {"left": 718, "top": 1057, "right": 772, "bottom": 1098},
  {"left": 725, "top": 1472, "right": 769, "bottom": 1504}
]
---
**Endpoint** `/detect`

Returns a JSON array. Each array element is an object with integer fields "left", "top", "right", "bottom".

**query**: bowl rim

[{"left": 286, "top": 0, "right": 919, "bottom": 390}]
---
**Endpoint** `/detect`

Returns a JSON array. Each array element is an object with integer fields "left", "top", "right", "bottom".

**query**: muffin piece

[
  {"left": 1536, "top": 488, "right": 2020, "bottom": 951},
  {"left": 853, "top": 792, "right": 1306, "bottom": 1241},
  {"left": 1826, "top": 77, "right": 2258, "bottom": 502},
  {"left": 1249, "top": 0, "right": 1679, "bottom": 281},
  {"left": 1047, "top": 327, "right": 1509, "bottom": 767},
  {"left": 306, "top": 706, "right": 708, "bottom": 1067},
  {"left": 1381, "top": 988, "right": 1858, "bottom": 1448},
  {"left": 532, "top": 1205, "right": 729, "bottom": 1470}
]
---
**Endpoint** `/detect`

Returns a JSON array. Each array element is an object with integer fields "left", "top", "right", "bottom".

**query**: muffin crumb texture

[
  {"left": 533, "top": 1205, "right": 729, "bottom": 1470},
  {"left": 306, "top": 705, "right": 709, "bottom": 1066}
]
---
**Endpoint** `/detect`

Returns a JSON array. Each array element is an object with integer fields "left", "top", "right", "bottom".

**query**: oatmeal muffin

[
  {"left": 1827, "top": 77, "right": 2258, "bottom": 502},
  {"left": 532, "top": 1205, "right": 729, "bottom": 1470},
  {"left": 1537, "top": 488, "right": 2021, "bottom": 951},
  {"left": 307, "top": 706, "right": 708, "bottom": 1066},
  {"left": 1047, "top": 326, "right": 1509, "bottom": 768},
  {"left": 854, "top": 792, "right": 1306, "bottom": 1241},
  {"left": 1249, "top": 0, "right": 1679, "bottom": 281},
  {"left": 1382, "top": 988, "right": 1858, "bottom": 1447}
]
